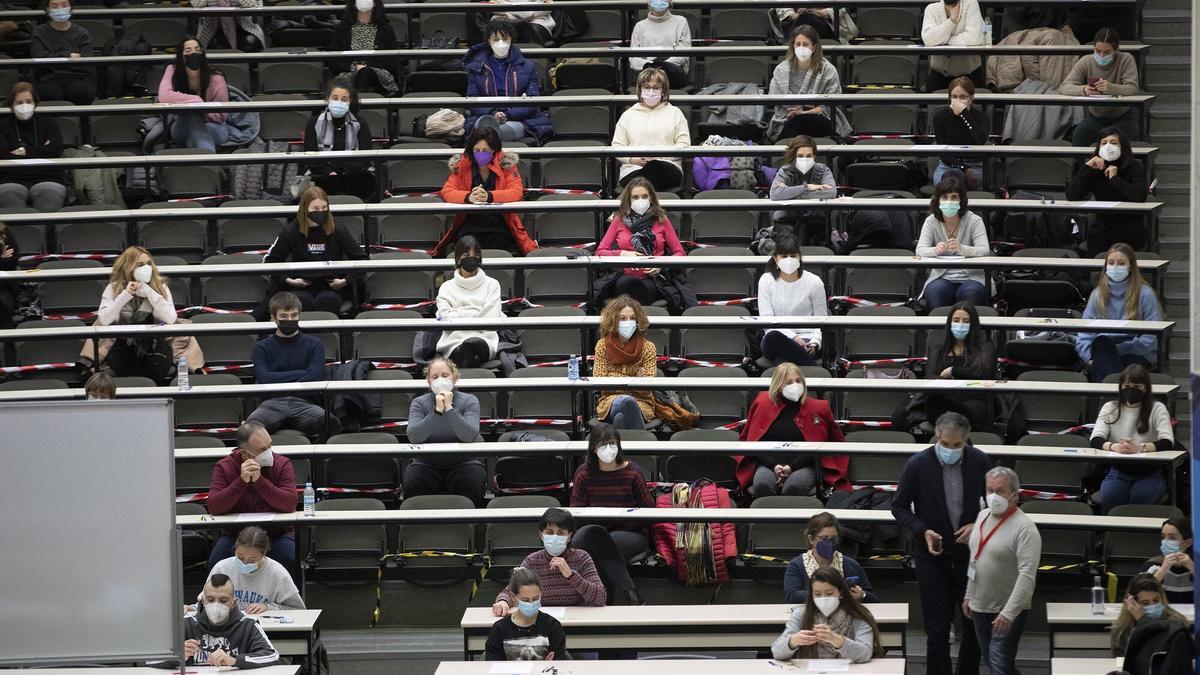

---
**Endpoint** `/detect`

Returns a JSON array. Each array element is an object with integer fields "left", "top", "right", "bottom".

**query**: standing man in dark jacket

[
  {"left": 463, "top": 20, "right": 553, "bottom": 145},
  {"left": 892, "top": 411, "right": 990, "bottom": 675}
]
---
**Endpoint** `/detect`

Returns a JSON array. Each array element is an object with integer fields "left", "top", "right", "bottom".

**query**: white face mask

[
  {"left": 490, "top": 40, "right": 511, "bottom": 59},
  {"left": 430, "top": 376, "right": 454, "bottom": 395},
  {"left": 596, "top": 444, "right": 619, "bottom": 464},
  {"left": 630, "top": 198, "right": 651, "bottom": 216},
  {"left": 986, "top": 492, "right": 1011, "bottom": 516},
  {"left": 133, "top": 264, "right": 153, "bottom": 284},
  {"left": 794, "top": 157, "right": 815, "bottom": 174},
  {"left": 813, "top": 595, "right": 840, "bottom": 617},
  {"left": 1099, "top": 142, "right": 1121, "bottom": 162},
  {"left": 782, "top": 382, "right": 805, "bottom": 402},
  {"left": 355, "top": 0, "right": 373, "bottom": 11},
  {"left": 617, "top": 319, "right": 638, "bottom": 340},
  {"left": 254, "top": 448, "right": 274, "bottom": 468},
  {"left": 13, "top": 103, "right": 34, "bottom": 121},
  {"left": 203, "top": 601, "right": 231, "bottom": 625},
  {"left": 776, "top": 256, "right": 800, "bottom": 275},
  {"left": 794, "top": 46, "right": 813, "bottom": 62}
]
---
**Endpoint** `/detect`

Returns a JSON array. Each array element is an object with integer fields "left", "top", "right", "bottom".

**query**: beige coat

[{"left": 986, "top": 26, "right": 1081, "bottom": 92}]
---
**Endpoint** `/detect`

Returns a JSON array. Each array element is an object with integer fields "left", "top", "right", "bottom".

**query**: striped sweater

[
  {"left": 570, "top": 462, "right": 654, "bottom": 509},
  {"left": 494, "top": 548, "right": 606, "bottom": 608}
]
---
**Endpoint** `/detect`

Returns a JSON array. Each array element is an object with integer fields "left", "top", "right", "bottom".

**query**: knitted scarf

[
  {"left": 672, "top": 482, "right": 718, "bottom": 585},
  {"left": 602, "top": 333, "right": 644, "bottom": 365},
  {"left": 313, "top": 110, "right": 361, "bottom": 152},
  {"left": 624, "top": 211, "right": 657, "bottom": 256},
  {"left": 812, "top": 608, "right": 856, "bottom": 660}
]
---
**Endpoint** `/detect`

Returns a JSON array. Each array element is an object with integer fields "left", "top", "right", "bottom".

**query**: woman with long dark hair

[
  {"left": 1089, "top": 363, "right": 1173, "bottom": 513},
  {"left": 437, "top": 125, "right": 536, "bottom": 255},
  {"left": 772, "top": 567, "right": 883, "bottom": 662},
  {"left": 915, "top": 174, "right": 990, "bottom": 310},
  {"left": 434, "top": 235, "right": 503, "bottom": 368},
  {"left": 1140, "top": 517, "right": 1194, "bottom": 606},
  {"left": 756, "top": 230, "right": 828, "bottom": 367},
  {"left": 329, "top": 0, "right": 400, "bottom": 95},
  {"left": 917, "top": 302, "right": 996, "bottom": 430},
  {"left": 301, "top": 78, "right": 376, "bottom": 201},
  {"left": 158, "top": 36, "right": 232, "bottom": 151},
  {"left": 1065, "top": 126, "right": 1148, "bottom": 255}
]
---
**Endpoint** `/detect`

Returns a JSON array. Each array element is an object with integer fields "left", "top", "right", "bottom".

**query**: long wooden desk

[
  {"left": 437, "top": 658, "right": 909, "bottom": 673},
  {"left": 250, "top": 610, "right": 322, "bottom": 660},
  {"left": 459, "top": 604, "right": 908, "bottom": 659},
  {"left": 1051, "top": 657, "right": 1124, "bottom": 674},
  {"left": 1046, "top": 603, "right": 1194, "bottom": 655}
]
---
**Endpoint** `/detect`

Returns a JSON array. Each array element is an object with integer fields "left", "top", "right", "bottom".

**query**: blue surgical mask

[
  {"left": 235, "top": 558, "right": 259, "bottom": 575},
  {"left": 1106, "top": 264, "right": 1129, "bottom": 283},
  {"left": 617, "top": 320, "right": 638, "bottom": 340},
  {"left": 936, "top": 443, "right": 963, "bottom": 465},
  {"left": 1161, "top": 539, "right": 1182, "bottom": 556},
  {"left": 648, "top": 0, "right": 670, "bottom": 11},
  {"left": 516, "top": 599, "right": 541, "bottom": 617},
  {"left": 1093, "top": 51, "right": 1114, "bottom": 67},
  {"left": 542, "top": 533, "right": 568, "bottom": 557},
  {"left": 939, "top": 201, "right": 961, "bottom": 217},
  {"left": 950, "top": 324, "right": 970, "bottom": 341},
  {"left": 328, "top": 100, "right": 350, "bottom": 118},
  {"left": 814, "top": 538, "right": 837, "bottom": 560},
  {"left": 48, "top": 7, "right": 71, "bottom": 22},
  {"left": 1143, "top": 602, "right": 1164, "bottom": 619}
]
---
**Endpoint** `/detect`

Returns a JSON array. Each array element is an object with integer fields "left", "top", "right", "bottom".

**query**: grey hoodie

[{"left": 153, "top": 605, "right": 280, "bottom": 669}]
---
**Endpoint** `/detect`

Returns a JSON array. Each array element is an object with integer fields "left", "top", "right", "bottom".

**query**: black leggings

[
  {"left": 572, "top": 525, "right": 642, "bottom": 604},
  {"left": 314, "top": 171, "right": 377, "bottom": 202},
  {"left": 620, "top": 160, "right": 683, "bottom": 193},
  {"left": 760, "top": 330, "right": 818, "bottom": 367},
  {"left": 611, "top": 274, "right": 661, "bottom": 306},
  {"left": 781, "top": 13, "right": 836, "bottom": 40},
  {"left": 105, "top": 338, "right": 174, "bottom": 383},
  {"left": 778, "top": 113, "right": 834, "bottom": 141},
  {"left": 449, "top": 337, "right": 491, "bottom": 368},
  {"left": 637, "top": 61, "right": 689, "bottom": 90},
  {"left": 0, "top": 284, "right": 15, "bottom": 329}
]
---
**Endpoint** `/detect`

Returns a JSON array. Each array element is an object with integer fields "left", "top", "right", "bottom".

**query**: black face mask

[
  {"left": 307, "top": 210, "right": 329, "bottom": 226},
  {"left": 458, "top": 255, "right": 482, "bottom": 273},
  {"left": 183, "top": 52, "right": 205, "bottom": 70},
  {"left": 1120, "top": 387, "right": 1145, "bottom": 405},
  {"left": 276, "top": 319, "right": 300, "bottom": 337}
]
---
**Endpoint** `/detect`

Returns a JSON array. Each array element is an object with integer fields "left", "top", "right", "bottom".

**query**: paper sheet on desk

[
  {"left": 807, "top": 659, "right": 851, "bottom": 672},
  {"left": 488, "top": 663, "right": 533, "bottom": 674},
  {"left": 236, "top": 512, "right": 276, "bottom": 522},
  {"left": 541, "top": 606, "right": 566, "bottom": 618},
  {"left": 1079, "top": 200, "right": 1120, "bottom": 208}
]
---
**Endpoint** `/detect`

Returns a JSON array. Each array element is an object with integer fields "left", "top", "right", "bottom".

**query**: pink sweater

[
  {"left": 158, "top": 64, "right": 229, "bottom": 124},
  {"left": 494, "top": 548, "right": 607, "bottom": 607},
  {"left": 596, "top": 215, "right": 685, "bottom": 278}
]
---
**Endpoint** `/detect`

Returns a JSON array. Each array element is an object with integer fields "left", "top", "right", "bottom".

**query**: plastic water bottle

[
  {"left": 1090, "top": 575, "right": 1105, "bottom": 615},
  {"left": 982, "top": 18, "right": 992, "bottom": 45},
  {"left": 177, "top": 356, "right": 190, "bottom": 391},
  {"left": 303, "top": 482, "right": 316, "bottom": 517},
  {"left": 567, "top": 354, "right": 580, "bottom": 382}
]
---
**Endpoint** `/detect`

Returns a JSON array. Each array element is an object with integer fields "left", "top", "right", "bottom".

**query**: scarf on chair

[
  {"left": 812, "top": 608, "right": 856, "bottom": 660},
  {"left": 624, "top": 211, "right": 657, "bottom": 256},
  {"left": 313, "top": 110, "right": 361, "bottom": 152},
  {"left": 672, "top": 481, "right": 718, "bottom": 586},
  {"left": 601, "top": 334, "right": 644, "bottom": 366}
]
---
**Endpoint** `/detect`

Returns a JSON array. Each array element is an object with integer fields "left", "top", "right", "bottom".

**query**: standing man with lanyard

[
  {"left": 893, "top": 411, "right": 990, "bottom": 675},
  {"left": 963, "top": 467, "right": 1041, "bottom": 675}
]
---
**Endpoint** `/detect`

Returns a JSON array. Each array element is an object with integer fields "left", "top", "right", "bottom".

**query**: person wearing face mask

[
  {"left": 94, "top": 246, "right": 179, "bottom": 383},
  {"left": 0, "top": 82, "right": 67, "bottom": 212},
  {"left": 300, "top": 79, "right": 376, "bottom": 201},
  {"left": 920, "top": 0, "right": 985, "bottom": 93},
  {"left": 206, "top": 422, "right": 303, "bottom": 587},
  {"left": 438, "top": 126, "right": 537, "bottom": 255},
  {"left": 487, "top": 568, "right": 569, "bottom": 661},
  {"left": 1066, "top": 128, "right": 1149, "bottom": 256},
  {"left": 329, "top": 0, "right": 400, "bottom": 95},
  {"left": 1075, "top": 244, "right": 1162, "bottom": 383},
  {"left": 628, "top": 0, "right": 692, "bottom": 89},
  {"left": 931, "top": 77, "right": 990, "bottom": 189},
  {"left": 192, "top": 0, "right": 267, "bottom": 52},
  {"left": 755, "top": 231, "right": 828, "bottom": 367},
  {"left": 595, "top": 177, "right": 685, "bottom": 306},
  {"left": 491, "top": 509, "right": 606, "bottom": 618},
  {"left": 772, "top": 568, "right": 883, "bottom": 663},
  {"left": 432, "top": 236, "right": 503, "bottom": 368},
  {"left": 1140, "top": 517, "right": 1194, "bottom": 605},
  {"left": 592, "top": 295, "right": 660, "bottom": 431},
  {"left": 30, "top": 0, "right": 96, "bottom": 105},
  {"left": 766, "top": 25, "right": 852, "bottom": 143},
  {"left": 1110, "top": 574, "right": 1189, "bottom": 657},
  {"left": 261, "top": 185, "right": 366, "bottom": 317},
  {"left": 569, "top": 423, "right": 653, "bottom": 605},
  {"left": 769, "top": 136, "right": 836, "bottom": 244},
  {"left": 612, "top": 68, "right": 690, "bottom": 192},
  {"left": 158, "top": 37, "right": 232, "bottom": 151},
  {"left": 204, "top": 526, "right": 305, "bottom": 613},
  {"left": 915, "top": 174, "right": 990, "bottom": 311},
  {"left": 1089, "top": 363, "right": 1173, "bottom": 513},
  {"left": 153, "top": 575, "right": 280, "bottom": 669},
  {"left": 735, "top": 363, "right": 848, "bottom": 497},
  {"left": 783, "top": 513, "right": 876, "bottom": 605},
  {"left": 246, "top": 292, "right": 333, "bottom": 438},
  {"left": 892, "top": 411, "right": 990, "bottom": 675},
  {"left": 403, "top": 357, "right": 487, "bottom": 503},
  {"left": 463, "top": 20, "right": 553, "bottom": 144},
  {"left": 1059, "top": 28, "right": 1139, "bottom": 146},
  {"left": 962, "top": 467, "right": 1041, "bottom": 675}
]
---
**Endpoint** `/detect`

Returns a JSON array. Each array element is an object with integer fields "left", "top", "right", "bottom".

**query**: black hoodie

[{"left": 152, "top": 605, "right": 280, "bottom": 669}]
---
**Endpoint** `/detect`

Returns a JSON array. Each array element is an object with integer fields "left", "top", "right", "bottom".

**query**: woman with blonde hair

[
  {"left": 592, "top": 295, "right": 659, "bottom": 430},
  {"left": 611, "top": 67, "right": 690, "bottom": 192},
  {"left": 94, "top": 246, "right": 178, "bottom": 382},
  {"left": 1076, "top": 243, "right": 1163, "bottom": 382},
  {"left": 735, "top": 362, "right": 848, "bottom": 496}
]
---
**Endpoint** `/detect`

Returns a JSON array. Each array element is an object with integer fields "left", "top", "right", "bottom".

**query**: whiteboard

[{"left": 0, "top": 399, "right": 181, "bottom": 665}]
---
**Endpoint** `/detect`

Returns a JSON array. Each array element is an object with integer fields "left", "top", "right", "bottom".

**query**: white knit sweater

[
  {"left": 435, "top": 269, "right": 503, "bottom": 357},
  {"left": 611, "top": 102, "right": 691, "bottom": 180},
  {"left": 629, "top": 12, "right": 691, "bottom": 72},
  {"left": 756, "top": 271, "right": 828, "bottom": 347}
]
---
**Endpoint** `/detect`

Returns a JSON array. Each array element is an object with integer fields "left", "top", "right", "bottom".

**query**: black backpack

[
  {"left": 997, "top": 190, "right": 1081, "bottom": 250},
  {"left": 102, "top": 34, "right": 150, "bottom": 98},
  {"left": 824, "top": 487, "right": 903, "bottom": 557},
  {"left": 1122, "top": 619, "right": 1196, "bottom": 675}
]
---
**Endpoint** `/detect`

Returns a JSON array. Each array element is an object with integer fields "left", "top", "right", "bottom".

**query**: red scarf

[{"left": 603, "top": 335, "right": 644, "bottom": 366}]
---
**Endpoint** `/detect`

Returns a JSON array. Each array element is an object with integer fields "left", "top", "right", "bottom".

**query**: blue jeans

[
  {"left": 171, "top": 113, "right": 230, "bottom": 151},
  {"left": 1101, "top": 467, "right": 1167, "bottom": 514},
  {"left": 972, "top": 610, "right": 1027, "bottom": 675},
  {"left": 208, "top": 531, "right": 299, "bottom": 587},
  {"left": 923, "top": 278, "right": 988, "bottom": 311},
  {"left": 933, "top": 160, "right": 983, "bottom": 189},
  {"left": 474, "top": 114, "right": 527, "bottom": 142},
  {"left": 606, "top": 394, "right": 646, "bottom": 431},
  {"left": 1087, "top": 334, "right": 1153, "bottom": 383}
]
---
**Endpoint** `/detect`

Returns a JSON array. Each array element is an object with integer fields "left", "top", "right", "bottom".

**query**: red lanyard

[{"left": 974, "top": 510, "right": 1014, "bottom": 561}]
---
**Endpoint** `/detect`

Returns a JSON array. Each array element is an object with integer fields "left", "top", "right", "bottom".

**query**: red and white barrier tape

[
  {"left": 481, "top": 418, "right": 572, "bottom": 427},
  {"left": 368, "top": 360, "right": 419, "bottom": 370},
  {"left": 496, "top": 483, "right": 567, "bottom": 494},
  {"left": 370, "top": 244, "right": 437, "bottom": 255},
  {"left": 200, "top": 363, "right": 254, "bottom": 373},
  {"left": 837, "top": 357, "right": 926, "bottom": 370},
  {"left": 658, "top": 355, "right": 750, "bottom": 369},
  {"left": 0, "top": 361, "right": 77, "bottom": 374},
  {"left": 392, "top": 187, "right": 601, "bottom": 198},
  {"left": 1027, "top": 424, "right": 1095, "bottom": 436},
  {"left": 20, "top": 252, "right": 116, "bottom": 263},
  {"left": 697, "top": 297, "right": 756, "bottom": 306},
  {"left": 528, "top": 355, "right": 595, "bottom": 368},
  {"left": 679, "top": 241, "right": 718, "bottom": 249},
  {"left": 503, "top": 297, "right": 588, "bottom": 310},
  {"left": 360, "top": 300, "right": 437, "bottom": 310},
  {"left": 828, "top": 296, "right": 910, "bottom": 308},
  {"left": 719, "top": 419, "right": 747, "bottom": 431},
  {"left": 175, "top": 491, "right": 210, "bottom": 503},
  {"left": 174, "top": 426, "right": 240, "bottom": 434},
  {"left": 42, "top": 311, "right": 98, "bottom": 321},
  {"left": 181, "top": 306, "right": 254, "bottom": 315},
  {"left": 318, "top": 486, "right": 399, "bottom": 495},
  {"left": 167, "top": 194, "right": 231, "bottom": 203},
  {"left": 997, "top": 357, "right": 1077, "bottom": 371},
  {"left": 835, "top": 420, "right": 894, "bottom": 428}
]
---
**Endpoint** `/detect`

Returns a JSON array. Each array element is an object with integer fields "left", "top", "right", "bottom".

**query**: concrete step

[
  {"left": 1152, "top": 153, "right": 1189, "bottom": 185},
  {"left": 1148, "top": 105, "right": 1191, "bottom": 134},
  {"left": 1157, "top": 234, "right": 1190, "bottom": 258},
  {"left": 1143, "top": 10, "right": 1194, "bottom": 37},
  {"left": 1144, "top": 84, "right": 1191, "bottom": 105},
  {"left": 1164, "top": 269, "right": 1189, "bottom": 294},
  {"left": 1143, "top": 36, "right": 1191, "bottom": 58},
  {"left": 1148, "top": 131, "right": 1191, "bottom": 151},
  {"left": 1145, "top": 56, "right": 1190, "bottom": 86}
]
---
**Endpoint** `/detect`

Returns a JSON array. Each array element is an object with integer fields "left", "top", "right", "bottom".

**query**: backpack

[
  {"left": 838, "top": 195, "right": 916, "bottom": 253},
  {"left": 549, "top": 7, "right": 590, "bottom": 44},
  {"left": 1122, "top": 619, "right": 1195, "bottom": 675},
  {"left": 997, "top": 190, "right": 1081, "bottom": 250},
  {"left": 823, "top": 487, "right": 903, "bottom": 558},
  {"left": 102, "top": 35, "right": 150, "bottom": 98}
]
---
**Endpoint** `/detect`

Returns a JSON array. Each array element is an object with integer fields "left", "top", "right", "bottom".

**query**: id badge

[{"left": 967, "top": 561, "right": 977, "bottom": 581}]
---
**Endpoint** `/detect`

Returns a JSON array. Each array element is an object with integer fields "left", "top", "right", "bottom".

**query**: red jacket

[
  {"left": 734, "top": 392, "right": 850, "bottom": 492},
  {"left": 436, "top": 150, "right": 537, "bottom": 255},
  {"left": 208, "top": 449, "right": 297, "bottom": 535},
  {"left": 651, "top": 483, "right": 737, "bottom": 585}
]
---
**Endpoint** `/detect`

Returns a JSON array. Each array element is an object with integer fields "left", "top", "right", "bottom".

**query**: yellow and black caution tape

[
  {"left": 371, "top": 551, "right": 492, "bottom": 626},
  {"left": 739, "top": 552, "right": 790, "bottom": 563}
]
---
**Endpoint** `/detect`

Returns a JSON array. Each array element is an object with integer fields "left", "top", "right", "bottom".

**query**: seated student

[
  {"left": 402, "top": 358, "right": 486, "bottom": 504},
  {"left": 915, "top": 174, "right": 990, "bottom": 310},
  {"left": 207, "top": 422, "right": 300, "bottom": 583},
  {"left": 464, "top": 20, "right": 552, "bottom": 144},
  {"left": 569, "top": 423, "right": 652, "bottom": 605},
  {"left": 328, "top": 0, "right": 400, "bottom": 96},
  {"left": 206, "top": 526, "right": 305, "bottom": 613},
  {"left": 766, "top": 26, "right": 852, "bottom": 143},
  {"left": 595, "top": 177, "right": 685, "bottom": 307},
  {"left": 438, "top": 126, "right": 536, "bottom": 255},
  {"left": 262, "top": 186, "right": 366, "bottom": 316},
  {"left": 592, "top": 295, "right": 659, "bottom": 431},
  {"left": 435, "top": 236, "right": 503, "bottom": 369},
  {"left": 301, "top": 79, "right": 376, "bottom": 202},
  {"left": 774, "top": 4, "right": 836, "bottom": 41},
  {"left": 31, "top": 0, "right": 96, "bottom": 105},
  {"left": 193, "top": 0, "right": 266, "bottom": 52},
  {"left": 772, "top": 567, "right": 883, "bottom": 663},
  {"left": 1090, "top": 363, "right": 1173, "bottom": 514},
  {"left": 611, "top": 68, "right": 690, "bottom": 192},
  {"left": 155, "top": 574, "right": 279, "bottom": 669},
  {"left": 756, "top": 231, "right": 827, "bottom": 367},
  {"left": 931, "top": 77, "right": 990, "bottom": 188},
  {"left": 1059, "top": 28, "right": 1139, "bottom": 147},
  {"left": 1065, "top": 128, "right": 1148, "bottom": 256},
  {"left": 493, "top": 0, "right": 555, "bottom": 46},
  {"left": 629, "top": 0, "right": 692, "bottom": 89},
  {"left": 0, "top": 82, "right": 68, "bottom": 213},
  {"left": 84, "top": 371, "right": 116, "bottom": 400},
  {"left": 1076, "top": 244, "right": 1162, "bottom": 383},
  {"left": 769, "top": 135, "right": 836, "bottom": 244},
  {"left": 95, "top": 247, "right": 178, "bottom": 383},
  {"left": 1111, "top": 573, "right": 1189, "bottom": 657},
  {"left": 920, "top": 0, "right": 985, "bottom": 92},
  {"left": 491, "top": 508, "right": 606, "bottom": 616},
  {"left": 159, "top": 38, "right": 233, "bottom": 152},
  {"left": 246, "top": 292, "right": 331, "bottom": 437},
  {"left": 784, "top": 512, "right": 877, "bottom": 605},
  {"left": 736, "top": 363, "right": 848, "bottom": 497},
  {"left": 1141, "top": 517, "right": 1194, "bottom": 606},
  {"left": 487, "top": 567, "right": 568, "bottom": 661}
]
